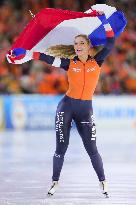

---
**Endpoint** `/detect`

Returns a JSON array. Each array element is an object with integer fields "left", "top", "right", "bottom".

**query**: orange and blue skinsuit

[{"left": 33, "top": 15, "right": 115, "bottom": 182}]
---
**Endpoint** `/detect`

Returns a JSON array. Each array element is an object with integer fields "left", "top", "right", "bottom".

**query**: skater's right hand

[{"left": 7, "top": 48, "right": 27, "bottom": 64}]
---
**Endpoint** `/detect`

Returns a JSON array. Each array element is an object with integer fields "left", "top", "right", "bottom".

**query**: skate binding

[
  {"left": 47, "top": 181, "right": 58, "bottom": 197},
  {"left": 99, "top": 180, "right": 109, "bottom": 198}
]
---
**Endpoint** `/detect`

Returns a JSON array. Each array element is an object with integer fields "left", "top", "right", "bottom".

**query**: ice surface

[{"left": 0, "top": 126, "right": 136, "bottom": 205}]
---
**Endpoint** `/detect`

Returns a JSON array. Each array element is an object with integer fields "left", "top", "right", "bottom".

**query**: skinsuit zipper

[{"left": 80, "top": 63, "right": 86, "bottom": 99}]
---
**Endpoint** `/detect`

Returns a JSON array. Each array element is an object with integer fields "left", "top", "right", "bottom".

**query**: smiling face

[{"left": 74, "top": 35, "right": 90, "bottom": 57}]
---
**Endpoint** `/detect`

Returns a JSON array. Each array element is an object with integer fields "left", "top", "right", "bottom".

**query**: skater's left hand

[
  {"left": 96, "top": 11, "right": 108, "bottom": 24},
  {"left": 97, "top": 11, "right": 105, "bottom": 15}
]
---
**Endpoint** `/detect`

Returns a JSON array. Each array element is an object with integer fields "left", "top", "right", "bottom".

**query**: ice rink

[{"left": 0, "top": 125, "right": 136, "bottom": 205}]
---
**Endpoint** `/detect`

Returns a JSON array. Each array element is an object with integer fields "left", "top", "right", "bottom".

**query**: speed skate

[{"left": 47, "top": 181, "right": 59, "bottom": 196}]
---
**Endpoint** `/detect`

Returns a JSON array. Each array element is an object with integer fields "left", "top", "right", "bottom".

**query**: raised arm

[
  {"left": 7, "top": 48, "right": 70, "bottom": 71},
  {"left": 33, "top": 52, "right": 70, "bottom": 71},
  {"left": 94, "top": 14, "right": 115, "bottom": 67}
]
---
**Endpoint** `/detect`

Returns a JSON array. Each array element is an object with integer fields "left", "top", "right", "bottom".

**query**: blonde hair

[{"left": 46, "top": 34, "right": 91, "bottom": 59}]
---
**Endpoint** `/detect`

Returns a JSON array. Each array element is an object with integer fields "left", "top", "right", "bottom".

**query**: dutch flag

[{"left": 6, "top": 4, "right": 127, "bottom": 64}]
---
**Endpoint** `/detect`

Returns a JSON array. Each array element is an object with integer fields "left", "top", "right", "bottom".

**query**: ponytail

[
  {"left": 46, "top": 34, "right": 91, "bottom": 59},
  {"left": 46, "top": 45, "right": 76, "bottom": 59}
]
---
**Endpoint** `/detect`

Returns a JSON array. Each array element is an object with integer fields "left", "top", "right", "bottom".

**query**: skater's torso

[
  {"left": 66, "top": 56, "right": 100, "bottom": 100},
  {"left": 34, "top": 36, "right": 114, "bottom": 101}
]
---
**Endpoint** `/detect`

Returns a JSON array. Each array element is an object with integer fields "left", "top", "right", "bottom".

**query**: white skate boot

[
  {"left": 47, "top": 181, "right": 58, "bottom": 196},
  {"left": 99, "top": 180, "right": 109, "bottom": 198}
]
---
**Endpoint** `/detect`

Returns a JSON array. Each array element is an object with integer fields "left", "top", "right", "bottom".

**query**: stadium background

[{"left": 0, "top": 0, "right": 136, "bottom": 130}]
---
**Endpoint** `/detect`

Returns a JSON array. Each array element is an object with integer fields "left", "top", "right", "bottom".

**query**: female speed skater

[
  {"left": 37, "top": 12, "right": 114, "bottom": 198},
  {"left": 9, "top": 12, "right": 115, "bottom": 198}
]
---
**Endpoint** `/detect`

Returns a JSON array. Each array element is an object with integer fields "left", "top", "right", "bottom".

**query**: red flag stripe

[{"left": 11, "top": 8, "right": 98, "bottom": 50}]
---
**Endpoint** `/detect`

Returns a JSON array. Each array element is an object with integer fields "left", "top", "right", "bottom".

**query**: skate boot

[
  {"left": 99, "top": 180, "right": 109, "bottom": 198},
  {"left": 47, "top": 181, "right": 58, "bottom": 196}
]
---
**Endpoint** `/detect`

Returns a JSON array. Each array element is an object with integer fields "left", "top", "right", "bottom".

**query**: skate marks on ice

[
  {"left": 44, "top": 163, "right": 136, "bottom": 205},
  {"left": 0, "top": 163, "right": 135, "bottom": 205},
  {"left": 0, "top": 130, "right": 136, "bottom": 205}
]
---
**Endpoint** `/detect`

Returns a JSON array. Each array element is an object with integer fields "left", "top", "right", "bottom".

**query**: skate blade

[
  {"left": 103, "top": 192, "right": 109, "bottom": 198},
  {"left": 47, "top": 192, "right": 54, "bottom": 197}
]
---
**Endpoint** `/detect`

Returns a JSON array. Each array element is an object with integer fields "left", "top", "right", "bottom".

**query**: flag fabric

[{"left": 6, "top": 4, "right": 127, "bottom": 64}]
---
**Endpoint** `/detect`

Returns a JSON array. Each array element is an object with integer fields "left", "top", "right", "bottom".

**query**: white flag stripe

[
  {"left": 91, "top": 4, "right": 117, "bottom": 18},
  {"left": 33, "top": 17, "right": 101, "bottom": 51}
]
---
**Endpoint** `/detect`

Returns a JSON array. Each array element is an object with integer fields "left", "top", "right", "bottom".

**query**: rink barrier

[{"left": 0, "top": 95, "right": 136, "bottom": 130}]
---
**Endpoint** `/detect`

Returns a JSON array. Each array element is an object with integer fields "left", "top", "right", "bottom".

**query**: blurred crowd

[{"left": 0, "top": 0, "right": 136, "bottom": 95}]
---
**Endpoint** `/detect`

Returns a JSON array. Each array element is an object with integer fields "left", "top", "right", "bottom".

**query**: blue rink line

[{"left": 0, "top": 95, "right": 136, "bottom": 130}]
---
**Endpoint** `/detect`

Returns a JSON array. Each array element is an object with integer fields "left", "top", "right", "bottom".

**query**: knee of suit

[
  {"left": 54, "top": 147, "right": 67, "bottom": 157},
  {"left": 56, "top": 142, "right": 69, "bottom": 154},
  {"left": 53, "top": 152, "right": 64, "bottom": 159},
  {"left": 90, "top": 149, "right": 99, "bottom": 156},
  {"left": 86, "top": 146, "right": 98, "bottom": 158}
]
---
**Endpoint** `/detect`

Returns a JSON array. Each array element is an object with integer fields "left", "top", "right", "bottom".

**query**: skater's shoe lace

[
  {"left": 47, "top": 181, "right": 58, "bottom": 196},
  {"left": 99, "top": 180, "right": 109, "bottom": 198}
]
